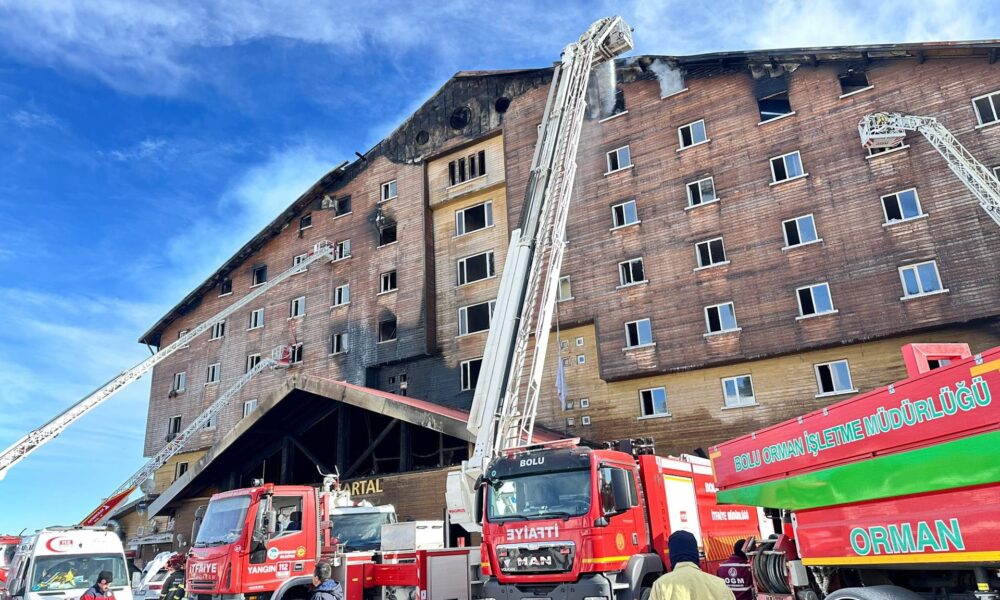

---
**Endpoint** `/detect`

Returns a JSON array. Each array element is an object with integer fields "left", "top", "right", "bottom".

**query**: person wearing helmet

[
  {"left": 310, "top": 561, "right": 343, "bottom": 600},
  {"left": 80, "top": 571, "right": 115, "bottom": 600},
  {"left": 158, "top": 554, "right": 186, "bottom": 600}
]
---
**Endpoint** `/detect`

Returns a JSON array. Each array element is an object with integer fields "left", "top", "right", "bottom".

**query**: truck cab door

[
  {"left": 598, "top": 465, "right": 646, "bottom": 555},
  {"left": 254, "top": 494, "right": 313, "bottom": 581}
]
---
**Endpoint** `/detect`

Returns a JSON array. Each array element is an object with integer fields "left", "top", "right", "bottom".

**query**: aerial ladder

[
  {"left": 858, "top": 112, "right": 1000, "bottom": 226},
  {"left": 445, "top": 16, "right": 633, "bottom": 532},
  {"left": 79, "top": 352, "right": 285, "bottom": 525},
  {"left": 0, "top": 240, "right": 342, "bottom": 481}
]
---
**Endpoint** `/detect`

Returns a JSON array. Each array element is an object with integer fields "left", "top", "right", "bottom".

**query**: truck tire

[
  {"left": 636, "top": 587, "right": 651, "bottom": 600},
  {"left": 825, "top": 586, "right": 924, "bottom": 600}
]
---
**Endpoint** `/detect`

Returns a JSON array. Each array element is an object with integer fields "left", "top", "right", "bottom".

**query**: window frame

[
  {"left": 210, "top": 320, "right": 226, "bottom": 340},
  {"left": 721, "top": 374, "right": 757, "bottom": 409},
  {"left": 769, "top": 151, "right": 807, "bottom": 184},
  {"left": 455, "top": 201, "right": 495, "bottom": 237},
  {"left": 898, "top": 260, "right": 947, "bottom": 299},
  {"left": 172, "top": 371, "right": 186, "bottom": 393},
  {"left": 206, "top": 362, "right": 221, "bottom": 385},
  {"left": 611, "top": 199, "right": 639, "bottom": 229},
  {"left": 380, "top": 270, "right": 398, "bottom": 294},
  {"left": 814, "top": 359, "right": 856, "bottom": 397},
  {"left": 694, "top": 237, "right": 728, "bottom": 269},
  {"left": 167, "top": 415, "right": 182, "bottom": 436},
  {"left": 333, "top": 283, "right": 350, "bottom": 307},
  {"left": 251, "top": 265, "right": 268, "bottom": 287},
  {"left": 378, "top": 318, "right": 398, "bottom": 343},
  {"left": 638, "top": 386, "right": 670, "bottom": 418},
  {"left": 704, "top": 302, "right": 740, "bottom": 335},
  {"left": 796, "top": 282, "right": 837, "bottom": 319},
  {"left": 624, "top": 318, "right": 654, "bottom": 349},
  {"left": 299, "top": 213, "right": 313, "bottom": 230},
  {"left": 972, "top": 90, "right": 1000, "bottom": 126},
  {"left": 557, "top": 276, "right": 573, "bottom": 302},
  {"left": 458, "top": 300, "right": 496, "bottom": 337},
  {"left": 242, "top": 399, "right": 258, "bottom": 419},
  {"left": 289, "top": 343, "right": 304, "bottom": 364},
  {"left": 289, "top": 296, "right": 306, "bottom": 319},
  {"left": 460, "top": 357, "right": 483, "bottom": 391},
  {"left": 605, "top": 145, "right": 633, "bottom": 174},
  {"left": 175, "top": 462, "right": 189, "bottom": 480},
  {"left": 380, "top": 180, "right": 398, "bottom": 202},
  {"left": 685, "top": 176, "right": 718, "bottom": 208},
  {"left": 880, "top": 188, "right": 925, "bottom": 225},
  {"left": 334, "top": 240, "right": 351, "bottom": 261},
  {"left": 456, "top": 250, "right": 496, "bottom": 286},
  {"left": 330, "top": 332, "right": 348, "bottom": 355},
  {"left": 245, "top": 353, "right": 262, "bottom": 373},
  {"left": 782, "top": 214, "right": 821, "bottom": 249},
  {"left": 248, "top": 308, "right": 264, "bottom": 330},
  {"left": 219, "top": 277, "right": 233, "bottom": 296},
  {"left": 677, "top": 119, "right": 708, "bottom": 149}
]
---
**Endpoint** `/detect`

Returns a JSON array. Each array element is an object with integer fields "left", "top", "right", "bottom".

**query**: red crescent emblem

[{"left": 45, "top": 537, "right": 68, "bottom": 552}]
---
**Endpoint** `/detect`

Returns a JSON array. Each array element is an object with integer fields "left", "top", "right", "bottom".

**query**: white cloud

[
  {"left": 106, "top": 137, "right": 169, "bottom": 162},
  {"left": 8, "top": 109, "right": 59, "bottom": 128}
]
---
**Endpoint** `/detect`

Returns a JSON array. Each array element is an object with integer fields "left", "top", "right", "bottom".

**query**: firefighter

[
  {"left": 717, "top": 539, "right": 754, "bottom": 600},
  {"left": 158, "top": 554, "right": 186, "bottom": 600},
  {"left": 650, "top": 531, "right": 735, "bottom": 600},
  {"left": 310, "top": 562, "right": 343, "bottom": 600},
  {"left": 80, "top": 571, "right": 114, "bottom": 600}
]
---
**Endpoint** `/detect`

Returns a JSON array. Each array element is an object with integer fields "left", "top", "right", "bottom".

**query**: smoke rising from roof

[{"left": 649, "top": 59, "right": 685, "bottom": 98}]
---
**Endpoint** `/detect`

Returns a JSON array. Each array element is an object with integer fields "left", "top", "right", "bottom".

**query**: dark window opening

[
  {"left": 758, "top": 92, "right": 793, "bottom": 122},
  {"left": 461, "top": 301, "right": 493, "bottom": 335},
  {"left": 448, "top": 150, "right": 487, "bottom": 185},
  {"left": 882, "top": 197, "right": 903, "bottom": 221},
  {"left": 696, "top": 238, "right": 726, "bottom": 268},
  {"left": 783, "top": 220, "right": 801, "bottom": 246},
  {"left": 252, "top": 265, "right": 268, "bottom": 286},
  {"left": 772, "top": 157, "right": 787, "bottom": 180},
  {"left": 798, "top": 288, "right": 816, "bottom": 315},
  {"left": 379, "top": 223, "right": 397, "bottom": 246},
  {"left": 290, "top": 344, "right": 303, "bottom": 363},
  {"left": 927, "top": 359, "right": 951, "bottom": 370},
  {"left": 334, "top": 196, "right": 351, "bottom": 216},
  {"left": 380, "top": 270, "right": 397, "bottom": 293},
  {"left": 839, "top": 72, "right": 870, "bottom": 95},
  {"left": 461, "top": 359, "right": 483, "bottom": 391},
  {"left": 817, "top": 365, "right": 835, "bottom": 393},
  {"left": 707, "top": 308, "right": 722, "bottom": 332},
  {"left": 220, "top": 277, "right": 232, "bottom": 295},
  {"left": 459, "top": 252, "right": 494, "bottom": 285},
  {"left": 495, "top": 97, "right": 511, "bottom": 114},
  {"left": 613, "top": 88, "right": 626, "bottom": 115},
  {"left": 379, "top": 319, "right": 397, "bottom": 342},
  {"left": 456, "top": 202, "right": 493, "bottom": 235},
  {"left": 299, "top": 213, "right": 313, "bottom": 229}
]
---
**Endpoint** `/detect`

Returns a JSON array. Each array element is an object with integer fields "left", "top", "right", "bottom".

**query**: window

[
  {"left": 557, "top": 276, "right": 573, "bottom": 301},
  {"left": 695, "top": 237, "right": 727, "bottom": 268},
  {"left": 299, "top": 213, "right": 313, "bottom": 230},
  {"left": 242, "top": 399, "right": 258, "bottom": 419},
  {"left": 210, "top": 320, "right": 226, "bottom": 340},
  {"left": 381, "top": 180, "right": 397, "bottom": 202},
  {"left": 331, "top": 195, "right": 352, "bottom": 216},
  {"left": 770, "top": 151, "right": 805, "bottom": 183},
  {"left": 618, "top": 257, "right": 646, "bottom": 286},
  {"left": 758, "top": 91, "right": 792, "bottom": 122},
  {"left": 611, "top": 199, "right": 639, "bottom": 228},
  {"left": 380, "top": 270, "right": 398, "bottom": 293},
  {"left": 293, "top": 253, "right": 308, "bottom": 268},
  {"left": 290, "top": 343, "right": 303, "bottom": 364},
  {"left": 206, "top": 363, "right": 220, "bottom": 384},
  {"left": 167, "top": 415, "right": 181, "bottom": 440},
  {"left": 248, "top": 308, "right": 264, "bottom": 329},
  {"left": 881, "top": 189, "right": 924, "bottom": 223},
  {"left": 379, "top": 222, "right": 397, "bottom": 246},
  {"left": 459, "top": 300, "right": 495, "bottom": 335},
  {"left": 461, "top": 358, "right": 483, "bottom": 391},
  {"left": 581, "top": 416, "right": 592, "bottom": 426},
  {"left": 565, "top": 400, "right": 575, "bottom": 410},
  {"left": 686, "top": 177, "right": 717, "bottom": 207},
  {"left": 678, "top": 119, "right": 708, "bottom": 148},
  {"left": 333, "top": 284, "right": 350, "bottom": 306},
  {"left": 576, "top": 354, "right": 586, "bottom": 365},
  {"left": 289, "top": 296, "right": 306, "bottom": 318},
  {"left": 639, "top": 387, "right": 668, "bottom": 417},
  {"left": 448, "top": 150, "right": 487, "bottom": 186},
  {"left": 579, "top": 398, "right": 590, "bottom": 408},
  {"left": 797, "top": 283, "right": 835, "bottom": 317},
  {"left": 246, "top": 353, "right": 261, "bottom": 373},
  {"left": 575, "top": 336, "right": 584, "bottom": 347},
  {"left": 457, "top": 251, "right": 495, "bottom": 285},
  {"left": 378, "top": 319, "right": 397, "bottom": 342},
  {"left": 899, "top": 260, "right": 945, "bottom": 298},
  {"left": 722, "top": 375, "right": 756, "bottom": 408},
  {"left": 204, "top": 414, "right": 217, "bottom": 429},
  {"left": 220, "top": 277, "right": 232, "bottom": 295},
  {"left": 177, "top": 329, "right": 190, "bottom": 348},
  {"left": 782, "top": 214, "right": 819, "bottom": 248},
  {"left": 334, "top": 240, "right": 351, "bottom": 260},
  {"left": 251, "top": 265, "right": 268, "bottom": 286},
  {"left": 455, "top": 201, "right": 494, "bottom": 235},
  {"left": 815, "top": 360, "right": 854, "bottom": 395},
  {"left": 172, "top": 372, "right": 186, "bottom": 393},
  {"left": 625, "top": 318, "right": 653, "bottom": 348},
  {"left": 973, "top": 91, "right": 1000, "bottom": 126},
  {"left": 839, "top": 71, "right": 871, "bottom": 95},
  {"left": 566, "top": 417, "right": 575, "bottom": 426},
  {"left": 175, "top": 462, "right": 189, "bottom": 480},
  {"left": 331, "top": 332, "right": 348, "bottom": 355},
  {"left": 705, "top": 302, "right": 739, "bottom": 334},
  {"left": 867, "top": 144, "right": 905, "bottom": 157},
  {"left": 606, "top": 145, "right": 632, "bottom": 173}
]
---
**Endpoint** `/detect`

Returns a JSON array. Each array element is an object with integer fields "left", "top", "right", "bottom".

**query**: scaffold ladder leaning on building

[{"left": 0, "top": 240, "right": 339, "bottom": 481}]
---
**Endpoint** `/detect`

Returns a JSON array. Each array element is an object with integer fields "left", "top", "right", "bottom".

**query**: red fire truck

[
  {"left": 711, "top": 343, "right": 1000, "bottom": 600},
  {"left": 477, "top": 439, "right": 760, "bottom": 600},
  {"left": 0, "top": 535, "right": 21, "bottom": 584}
]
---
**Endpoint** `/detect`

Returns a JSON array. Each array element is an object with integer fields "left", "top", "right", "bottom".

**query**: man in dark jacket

[
  {"left": 310, "top": 562, "right": 343, "bottom": 600},
  {"left": 80, "top": 570, "right": 114, "bottom": 600},
  {"left": 717, "top": 539, "right": 754, "bottom": 600},
  {"left": 159, "top": 554, "right": 186, "bottom": 600}
]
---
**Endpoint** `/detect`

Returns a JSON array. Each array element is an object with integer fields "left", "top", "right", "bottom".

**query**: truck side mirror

[
  {"left": 131, "top": 572, "right": 141, "bottom": 588},
  {"left": 610, "top": 469, "right": 631, "bottom": 513},
  {"left": 473, "top": 480, "right": 484, "bottom": 524},
  {"left": 266, "top": 510, "right": 277, "bottom": 535}
]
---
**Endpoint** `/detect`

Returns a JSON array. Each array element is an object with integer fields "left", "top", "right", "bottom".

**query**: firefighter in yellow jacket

[{"left": 650, "top": 531, "right": 736, "bottom": 600}]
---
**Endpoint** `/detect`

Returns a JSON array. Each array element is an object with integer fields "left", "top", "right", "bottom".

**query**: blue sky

[{"left": 0, "top": 0, "right": 996, "bottom": 533}]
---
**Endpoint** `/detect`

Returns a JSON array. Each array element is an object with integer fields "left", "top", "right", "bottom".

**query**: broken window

[
  {"left": 299, "top": 213, "right": 313, "bottom": 229},
  {"left": 705, "top": 302, "right": 739, "bottom": 333},
  {"left": 974, "top": 91, "right": 1000, "bottom": 126},
  {"left": 331, "top": 332, "right": 348, "bottom": 355},
  {"left": 758, "top": 92, "right": 793, "bottom": 122},
  {"left": 381, "top": 180, "right": 397, "bottom": 202},
  {"left": 695, "top": 237, "right": 727, "bottom": 268},
  {"left": 678, "top": 120, "right": 708, "bottom": 148},
  {"left": 557, "top": 276, "right": 572, "bottom": 301},
  {"left": 881, "top": 189, "right": 924, "bottom": 223},
  {"left": 625, "top": 318, "right": 653, "bottom": 348},
  {"left": 770, "top": 151, "right": 805, "bottom": 183},
  {"left": 175, "top": 462, "right": 188, "bottom": 480},
  {"left": 797, "top": 283, "right": 835, "bottom": 317},
  {"left": 333, "top": 284, "right": 350, "bottom": 306},
  {"left": 378, "top": 223, "right": 397, "bottom": 246},
  {"left": 332, "top": 196, "right": 351, "bottom": 216},
  {"left": 815, "top": 360, "right": 853, "bottom": 395},
  {"left": 455, "top": 201, "right": 494, "bottom": 235},
  {"left": 210, "top": 320, "right": 226, "bottom": 340},
  {"left": 220, "top": 277, "right": 232, "bottom": 295},
  {"left": 379, "top": 318, "right": 398, "bottom": 342},
  {"left": 246, "top": 353, "right": 261, "bottom": 373},
  {"left": 686, "top": 177, "right": 717, "bottom": 207},
  {"left": 448, "top": 150, "right": 487, "bottom": 185},
  {"left": 457, "top": 251, "right": 495, "bottom": 285},
  {"left": 289, "top": 296, "right": 306, "bottom": 318},
  {"left": 206, "top": 362, "right": 220, "bottom": 384},
  {"left": 606, "top": 145, "right": 632, "bottom": 173},
  {"left": 459, "top": 300, "right": 495, "bottom": 336},
  {"left": 461, "top": 358, "right": 483, "bottom": 391},
  {"left": 252, "top": 264, "right": 268, "bottom": 286},
  {"left": 290, "top": 343, "right": 303, "bottom": 363},
  {"left": 380, "top": 270, "right": 397, "bottom": 293},
  {"left": 619, "top": 257, "right": 646, "bottom": 286},
  {"left": 639, "top": 387, "right": 668, "bottom": 417},
  {"left": 611, "top": 199, "right": 639, "bottom": 228},
  {"left": 839, "top": 71, "right": 871, "bottom": 95},
  {"left": 782, "top": 214, "right": 819, "bottom": 248},
  {"left": 167, "top": 415, "right": 182, "bottom": 439}
]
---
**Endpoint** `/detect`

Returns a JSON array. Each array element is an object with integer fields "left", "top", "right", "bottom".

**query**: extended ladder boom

[
  {"left": 859, "top": 112, "right": 1000, "bottom": 226},
  {"left": 447, "top": 16, "right": 632, "bottom": 531},
  {"left": 0, "top": 241, "right": 339, "bottom": 480}
]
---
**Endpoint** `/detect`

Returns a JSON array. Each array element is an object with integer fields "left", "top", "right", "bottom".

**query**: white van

[{"left": 3, "top": 528, "right": 132, "bottom": 600}]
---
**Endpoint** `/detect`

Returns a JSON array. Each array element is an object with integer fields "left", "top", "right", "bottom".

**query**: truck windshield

[
  {"left": 195, "top": 495, "right": 252, "bottom": 547},
  {"left": 30, "top": 553, "right": 129, "bottom": 591},
  {"left": 1, "top": 544, "right": 15, "bottom": 568},
  {"left": 487, "top": 469, "right": 591, "bottom": 520},
  {"left": 331, "top": 512, "right": 395, "bottom": 551}
]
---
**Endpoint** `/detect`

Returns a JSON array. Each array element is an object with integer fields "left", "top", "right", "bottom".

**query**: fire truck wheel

[
  {"left": 636, "top": 586, "right": 651, "bottom": 600},
  {"left": 825, "top": 586, "right": 924, "bottom": 600}
]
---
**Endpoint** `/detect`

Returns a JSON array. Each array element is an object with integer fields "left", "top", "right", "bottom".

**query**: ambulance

[{"left": 2, "top": 528, "right": 132, "bottom": 600}]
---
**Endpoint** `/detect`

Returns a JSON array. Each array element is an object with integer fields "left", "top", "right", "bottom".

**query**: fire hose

[{"left": 751, "top": 540, "right": 791, "bottom": 595}]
